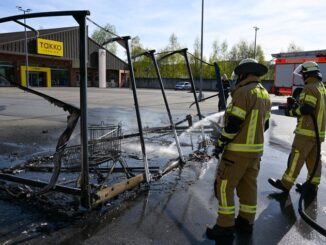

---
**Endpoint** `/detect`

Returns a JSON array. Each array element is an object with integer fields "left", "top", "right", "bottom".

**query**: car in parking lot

[{"left": 175, "top": 81, "right": 191, "bottom": 90}]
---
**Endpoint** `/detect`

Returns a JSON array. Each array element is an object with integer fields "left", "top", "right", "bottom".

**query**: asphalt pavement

[{"left": 0, "top": 87, "right": 325, "bottom": 245}]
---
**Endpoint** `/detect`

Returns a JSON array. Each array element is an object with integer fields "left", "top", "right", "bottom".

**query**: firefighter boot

[
  {"left": 235, "top": 216, "right": 253, "bottom": 234},
  {"left": 268, "top": 178, "right": 289, "bottom": 192},
  {"left": 296, "top": 182, "right": 318, "bottom": 207},
  {"left": 295, "top": 183, "right": 303, "bottom": 193},
  {"left": 296, "top": 182, "right": 317, "bottom": 194},
  {"left": 206, "top": 224, "right": 234, "bottom": 240}
]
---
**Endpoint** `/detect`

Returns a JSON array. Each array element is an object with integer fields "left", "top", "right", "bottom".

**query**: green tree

[
  {"left": 130, "top": 35, "right": 270, "bottom": 81},
  {"left": 91, "top": 23, "right": 117, "bottom": 55},
  {"left": 209, "top": 39, "right": 228, "bottom": 63},
  {"left": 130, "top": 36, "right": 154, "bottom": 78},
  {"left": 131, "top": 36, "right": 145, "bottom": 56},
  {"left": 159, "top": 33, "right": 186, "bottom": 78},
  {"left": 237, "top": 40, "right": 251, "bottom": 60},
  {"left": 225, "top": 40, "right": 267, "bottom": 79},
  {"left": 191, "top": 37, "right": 201, "bottom": 79},
  {"left": 254, "top": 45, "right": 265, "bottom": 63},
  {"left": 168, "top": 33, "right": 181, "bottom": 50},
  {"left": 220, "top": 41, "right": 228, "bottom": 60},
  {"left": 209, "top": 40, "right": 220, "bottom": 63},
  {"left": 228, "top": 40, "right": 264, "bottom": 61},
  {"left": 209, "top": 40, "right": 230, "bottom": 78}
]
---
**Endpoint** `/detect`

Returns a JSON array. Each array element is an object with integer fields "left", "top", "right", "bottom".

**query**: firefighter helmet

[
  {"left": 301, "top": 61, "right": 320, "bottom": 73},
  {"left": 234, "top": 58, "right": 268, "bottom": 76},
  {"left": 293, "top": 61, "right": 322, "bottom": 80}
]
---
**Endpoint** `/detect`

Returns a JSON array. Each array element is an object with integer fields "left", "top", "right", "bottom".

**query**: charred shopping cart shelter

[
  {"left": 1, "top": 88, "right": 326, "bottom": 244},
  {"left": 0, "top": 10, "right": 151, "bottom": 209},
  {"left": 1, "top": 10, "right": 325, "bottom": 245},
  {"left": 0, "top": 11, "right": 225, "bottom": 210}
]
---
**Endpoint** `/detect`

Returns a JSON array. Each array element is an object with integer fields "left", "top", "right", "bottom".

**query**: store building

[{"left": 0, "top": 26, "right": 128, "bottom": 87}]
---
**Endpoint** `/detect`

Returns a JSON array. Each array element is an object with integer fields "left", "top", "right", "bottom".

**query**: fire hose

[
  {"left": 278, "top": 102, "right": 326, "bottom": 236},
  {"left": 297, "top": 112, "right": 326, "bottom": 236}
]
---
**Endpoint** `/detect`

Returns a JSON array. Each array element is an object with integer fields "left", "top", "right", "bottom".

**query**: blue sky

[{"left": 0, "top": 0, "right": 325, "bottom": 60}]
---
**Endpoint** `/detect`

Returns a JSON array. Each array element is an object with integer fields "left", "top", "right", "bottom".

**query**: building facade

[{"left": 0, "top": 26, "right": 128, "bottom": 88}]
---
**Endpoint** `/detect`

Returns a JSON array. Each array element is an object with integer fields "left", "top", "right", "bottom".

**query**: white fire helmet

[{"left": 293, "top": 61, "right": 321, "bottom": 78}]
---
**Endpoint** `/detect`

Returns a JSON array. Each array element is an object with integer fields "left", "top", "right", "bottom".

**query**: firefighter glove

[
  {"left": 285, "top": 97, "right": 299, "bottom": 116},
  {"left": 213, "top": 146, "right": 223, "bottom": 159},
  {"left": 213, "top": 139, "right": 226, "bottom": 158},
  {"left": 287, "top": 96, "right": 297, "bottom": 106}
]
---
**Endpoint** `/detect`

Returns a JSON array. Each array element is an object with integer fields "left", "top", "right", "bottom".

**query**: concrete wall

[
  {"left": 135, "top": 77, "right": 274, "bottom": 92},
  {"left": 135, "top": 78, "right": 217, "bottom": 91}
]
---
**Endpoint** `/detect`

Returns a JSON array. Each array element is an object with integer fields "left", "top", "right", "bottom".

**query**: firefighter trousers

[
  {"left": 281, "top": 134, "right": 322, "bottom": 189},
  {"left": 215, "top": 152, "right": 260, "bottom": 227}
]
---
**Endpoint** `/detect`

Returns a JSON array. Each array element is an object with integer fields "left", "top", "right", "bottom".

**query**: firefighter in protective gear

[
  {"left": 207, "top": 58, "right": 271, "bottom": 239},
  {"left": 268, "top": 61, "right": 326, "bottom": 193}
]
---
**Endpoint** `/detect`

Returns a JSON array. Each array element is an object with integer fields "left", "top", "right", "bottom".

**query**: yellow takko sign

[{"left": 37, "top": 38, "right": 63, "bottom": 57}]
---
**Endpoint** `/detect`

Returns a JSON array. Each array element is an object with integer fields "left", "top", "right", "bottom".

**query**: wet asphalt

[{"left": 0, "top": 87, "right": 326, "bottom": 245}]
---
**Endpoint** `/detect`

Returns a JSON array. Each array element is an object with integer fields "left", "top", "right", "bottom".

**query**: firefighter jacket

[
  {"left": 288, "top": 77, "right": 326, "bottom": 142},
  {"left": 219, "top": 77, "right": 271, "bottom": 158}
]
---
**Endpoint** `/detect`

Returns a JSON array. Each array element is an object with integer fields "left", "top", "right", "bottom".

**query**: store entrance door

[
  {"left": 20, "top": 66, "right": 51, "bottom": 87},
  {"left": 29, "top": 72, "right": 47, "bottom": 87}
]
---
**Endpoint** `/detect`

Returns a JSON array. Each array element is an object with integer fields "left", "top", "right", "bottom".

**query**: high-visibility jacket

[
  {"left": 222, "top": 78, "right": 271, "bottom": 158},
  {"left": 291, "top": 78, "right": 326, "bottom": 142}
]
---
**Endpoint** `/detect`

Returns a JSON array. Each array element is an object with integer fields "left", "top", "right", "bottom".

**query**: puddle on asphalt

[
  {"left": 0, "top": 108, "right": 222, "bottom": 244},
  {"left": 2, "top": 106, "right": 326, "bottom": 244}
]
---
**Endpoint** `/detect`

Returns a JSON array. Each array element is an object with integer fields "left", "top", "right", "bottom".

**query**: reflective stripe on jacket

[
  {"left": 224, "top": 78, "right": 271, "bottom": 157},
  {"left": 295, "top": 79, "right": 326, "bottom": 142}
]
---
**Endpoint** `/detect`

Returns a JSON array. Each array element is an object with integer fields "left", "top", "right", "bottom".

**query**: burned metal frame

[
  {"left": 158, "top": 49, "right": 209, "bottom": 155},
  {"left": 158, "top": 48, "right": 203, "bottom": 120},
  {"left": 214, "top": 62, "right": 226, "bottom": 111},
  {"left": 187, "top": 57, "right": 226, "bottom": 111},
  {"left": 89, "top": 22, "right": 212, "bottom": 189},
  {"left": 0, "top": 13, "right": 222, "bottom": 210},
  {"left": 133, "top": 50, "right": 185, "bottom": 164},
  {"left": 150, "top": 48, "right": 211, "bottom": 178},
  {"left": 102, "top": 36, "right": 150, "bottom": 184},
  {"left": 0, "top": 12, "right": 148, "bottom": 209},
  {"left": 13, "top": 20, "right": 39, "bottom": 38},
  {"left": 0, "top": 10, "right": 91, "bottom": 208},
  {"left": 0, "top": 75, "right": 81, "bottom": 192},
  {"left": 0, "top": 173, "right": 81, "bottom": 195}
]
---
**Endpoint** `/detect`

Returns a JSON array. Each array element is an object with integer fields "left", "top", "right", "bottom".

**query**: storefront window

[
  {"left": 75, "top": 72, "right": 93, "bottom": 87},
  {"left": 51, "top": 68, "right": 69, "bottom": 87},
  {"left": 0, "top": 62, "right": 15, "bottom": 86}
]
